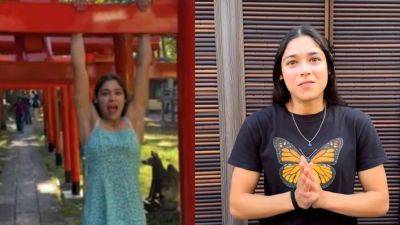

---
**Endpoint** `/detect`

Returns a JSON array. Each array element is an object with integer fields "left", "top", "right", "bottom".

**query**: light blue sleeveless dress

[{"left": 83, "top": 118, "right": 146, "bottom": 225}]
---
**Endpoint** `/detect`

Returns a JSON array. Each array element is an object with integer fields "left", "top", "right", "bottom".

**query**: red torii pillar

[
  {"left": 68, "top": 85, "right": 81, "bottom": 195},
  {"left": 0, "top": 90, "right": 3, "bottom": 135},
  {"left": 113, "top": 33, "right": 155, "bottom": 142},
  {"left": 53, "top": 87, "right": 63, "bottom": 166},
  {"left": 49, "top": 86, "right": 59, "bottom": 155},
  {"left": 44, "top": 88, "right": 55, "bottom": 152},
  {"left": 113, "top": 34, "right": 135, "bottom": 96},
  {"left": 61, "top": 85, "right": 72, "bottom": 183},
  {"left": 42, "top": 88, "right": 48, "bottom": 138},
  {"left": 178, "top": 0, "right": 195, "bottom": 223}
]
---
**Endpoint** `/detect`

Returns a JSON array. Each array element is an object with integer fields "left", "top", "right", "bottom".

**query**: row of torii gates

[{"left": 0, "top": 1, "right": 195, "bottom": 224}]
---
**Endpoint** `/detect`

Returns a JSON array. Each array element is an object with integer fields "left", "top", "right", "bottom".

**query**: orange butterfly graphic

[{"left": 273, "top": 137, "right": 343, "bottom": 188}]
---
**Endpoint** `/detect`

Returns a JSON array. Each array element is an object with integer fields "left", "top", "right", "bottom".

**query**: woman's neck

[{"left": 286, "top": 98, "right": 325, "bottom": 115}]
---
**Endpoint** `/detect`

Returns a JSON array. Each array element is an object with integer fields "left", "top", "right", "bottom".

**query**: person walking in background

[
  {"left": 22, "top": 94, "right": 32, "bottom": 125},
  {"left": 31, "top": 91, "right": 41, "bottom": 120},
  {"left": 13, "top": 97, "right": 27, "bottom": 132}
]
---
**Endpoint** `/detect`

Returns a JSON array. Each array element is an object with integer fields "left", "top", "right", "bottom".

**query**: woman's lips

[
  {"left": 107, "top": 105, "right": 118, "bottom": 113},
  {"left": 298, "top": 80, "right": 315, "bottom": 87}
]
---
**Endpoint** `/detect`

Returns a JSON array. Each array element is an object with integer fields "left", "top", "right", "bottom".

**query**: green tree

[{"left": 159, "top": 37, "right": 177, "bottom": 62}]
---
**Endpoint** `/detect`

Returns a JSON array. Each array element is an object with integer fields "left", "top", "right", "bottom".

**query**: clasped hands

[{"left": 294, "top": 156, "right": 325, "bottom": 209}]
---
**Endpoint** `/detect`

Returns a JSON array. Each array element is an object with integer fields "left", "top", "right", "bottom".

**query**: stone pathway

[{"left": 0, "top": 122, "right": 67, "bottom": 225}]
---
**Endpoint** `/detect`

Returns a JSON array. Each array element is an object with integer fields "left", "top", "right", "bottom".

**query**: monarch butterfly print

[{"left": 273, "top": 137, "right": 343, "bottom": 188}]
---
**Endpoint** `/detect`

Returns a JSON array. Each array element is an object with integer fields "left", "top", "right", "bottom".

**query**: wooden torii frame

[{"left": 0, "top": 1, "right": 196, "bottom": 224}]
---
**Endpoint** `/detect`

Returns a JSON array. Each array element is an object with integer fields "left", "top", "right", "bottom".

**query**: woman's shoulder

[
  {"left": 244, "top": 105, "right": 281, "bottom": 127},
  {"left": 331, "top": 105, "right": 372, "bottom": 124}
]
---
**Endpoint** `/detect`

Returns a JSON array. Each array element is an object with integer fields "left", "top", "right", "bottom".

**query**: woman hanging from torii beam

[{"left": 70, "top": 2, "right": 152, "bottom": 222}]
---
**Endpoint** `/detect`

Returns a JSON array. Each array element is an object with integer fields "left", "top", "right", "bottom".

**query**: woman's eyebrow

[
  {"left": 282, "top": 54, "right": 296, "bottom": 61},
  {"left": 309, "top": 51, "right": 321, "bottom": 56},
  {"left": 283, "top": 51, "right": 322, "bottom": 61}
]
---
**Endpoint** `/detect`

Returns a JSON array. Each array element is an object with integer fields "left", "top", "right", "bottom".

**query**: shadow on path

[{"left": 0, "top": 120, "right": 67, "bottom": 225}]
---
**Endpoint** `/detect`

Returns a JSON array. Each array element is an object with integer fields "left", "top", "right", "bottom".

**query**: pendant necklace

[{"left": 290, "top": 105, "right": 326, "bottom": 147}]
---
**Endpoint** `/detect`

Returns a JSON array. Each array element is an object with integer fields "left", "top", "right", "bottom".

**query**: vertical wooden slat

[
  {"left": 214, "top": 0, "right": 247, "bottom": 224},
  {"left": 324, "top": 0, "right": 330, "bottom": 40},
  {"left": 328, "top": 0, "right": 333, "bottom": 45},
  {"left": 324, "top": 0, "right": 334, "bottom": 45},
  {"left": 195, "top": 0, "right": 222, "bottom": 224}
]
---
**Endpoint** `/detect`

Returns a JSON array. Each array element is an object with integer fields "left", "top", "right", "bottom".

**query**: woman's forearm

[
  {"left": 126, "top": 34, "right": 152, "bottom": 140},
  {"left": 318, "top": 190, "right": 389, "bottom": 217},
  {"left": 71, "top": 34, "right": 86, "bottom": 71},
  {"left": 230, "top": 192, "right": 294, "bottom": 219},
  {"left": 133, "top": 34, "right": 152, "bottom": 106},
  {"left": 70, "top": 34, "right": 90, "bottom": 108}
]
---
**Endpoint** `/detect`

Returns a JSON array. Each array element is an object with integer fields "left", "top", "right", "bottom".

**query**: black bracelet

[{"left": 290, "top": 190, "right": 300, "bottom": 210}]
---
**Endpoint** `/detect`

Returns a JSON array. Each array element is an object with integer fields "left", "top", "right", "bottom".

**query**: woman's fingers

[
  {"left": 74, "top": 0, "right": 88, "bottom": 11},
  {"left": 300, "top": 156, "right": 312, "bottom": 177},
  {"left": 300, "top": 155, "right": 307, "bottom": 166},
  {"left": 295, "top": 170, "right": 322, "bottom": 209},
  {"left": 296, "top": 179, "right": 311, "bottom": 209},
  {"left": 307, "top": 163, "right": 322, "bottom": 191},
  {"left": 295, "top": 189, "right": 316, "bottom": 209},
  {"left": 136, "top": 0, "right": 152, "bottom": 11},
  {"left": 294, "top": 156, "right": 323, "bottom": 209},
  {"left": 297, "top": 172, "right": 309, "bottom": 192}
]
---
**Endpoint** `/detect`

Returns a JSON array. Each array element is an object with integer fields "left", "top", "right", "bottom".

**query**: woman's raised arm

[
  {"left": 71, "top": 34, "right": 95, "bottom": 143},
  {"left": 126, "top": 34, "right": 152, "bottom": 141}
]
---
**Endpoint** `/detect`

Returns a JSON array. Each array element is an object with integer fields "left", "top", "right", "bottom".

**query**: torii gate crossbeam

[{"left": 0, "top": 0, "right": 177, "bottom": 34}]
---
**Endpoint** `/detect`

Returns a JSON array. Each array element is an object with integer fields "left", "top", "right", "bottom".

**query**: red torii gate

[{"left": 0, "top": 1, "right": 196, "bottom": 224}]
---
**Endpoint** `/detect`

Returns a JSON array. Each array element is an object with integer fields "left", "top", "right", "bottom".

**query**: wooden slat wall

[
  {"left": 195, "top": 0, "right": 222, "bottom": 224},
  {"left": 194, "top": 0, "right": 400, "bottom": 224},
  {"left": 333, "top": 1, "right": 400, "bottom": 224}
]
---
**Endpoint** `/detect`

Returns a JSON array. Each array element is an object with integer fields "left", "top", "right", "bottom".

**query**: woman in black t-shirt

[{"left": 228, "top": 25, "right": 389, "bottom": 225}]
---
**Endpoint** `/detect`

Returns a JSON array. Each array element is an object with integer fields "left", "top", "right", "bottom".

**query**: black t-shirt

[{"left": 228, "top": 104, "right": 387, "bottom": 225}]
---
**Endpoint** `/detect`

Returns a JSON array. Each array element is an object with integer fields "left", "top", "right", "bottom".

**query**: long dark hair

[
  {"left": 93, "top": 73, "right": 130, "bottom": 118},
  {"left": 272, "top": 24, "right": 346, "bottom": 106}
]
